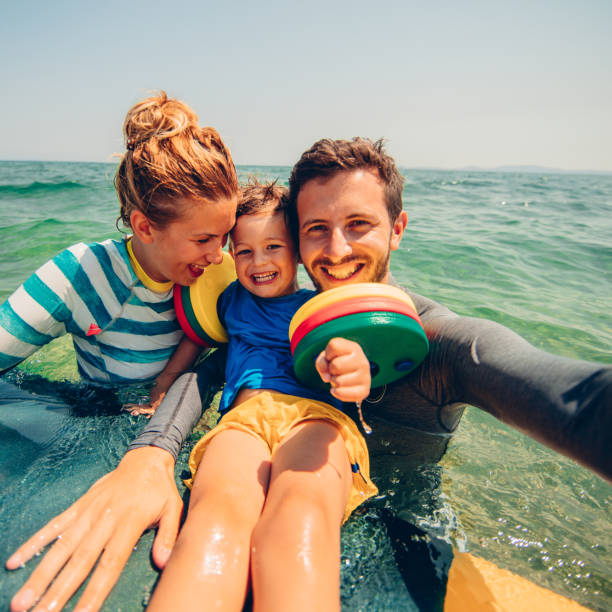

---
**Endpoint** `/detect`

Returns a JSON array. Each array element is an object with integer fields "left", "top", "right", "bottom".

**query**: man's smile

[{"left": 320, "top": 260, "right": 365, "bottom": 280}]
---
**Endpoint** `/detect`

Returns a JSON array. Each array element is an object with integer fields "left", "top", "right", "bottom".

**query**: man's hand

[
  {"left": 6, "top": 447, "right": 183, "bottom": 612},
  {"left": 315, "top": 337, "right": 371, "bottom": 403}
]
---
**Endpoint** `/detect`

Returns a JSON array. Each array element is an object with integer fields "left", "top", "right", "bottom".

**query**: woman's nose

[{"left": 205, "top": 242, "right": 224, "bottom": 265}]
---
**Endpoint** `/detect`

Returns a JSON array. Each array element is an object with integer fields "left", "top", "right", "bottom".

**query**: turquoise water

[{"left": 0, "top": 161, "right": 610, "bottom": 610}]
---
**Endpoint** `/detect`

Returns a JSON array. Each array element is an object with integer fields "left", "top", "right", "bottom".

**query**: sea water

[{"left": 0, "top": 161, "right": 610, "bottom": 610}]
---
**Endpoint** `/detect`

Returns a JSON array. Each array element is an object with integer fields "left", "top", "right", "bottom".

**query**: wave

[{"left": 0, "top": 181, "right": 90, "bottom": 196}]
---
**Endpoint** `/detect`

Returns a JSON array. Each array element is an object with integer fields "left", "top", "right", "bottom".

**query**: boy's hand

[
  {"left": 123, "top": 374, "right": 173, "bottom": 417},
  {"left": 315, "top": 337, "right": 371, "bottom": 403},
  {"left": 122, "top": 393, "right": 164, "bottom": 417}
]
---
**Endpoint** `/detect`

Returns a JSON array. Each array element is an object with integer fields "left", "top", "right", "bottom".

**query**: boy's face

[{"left": 231, "top": 211, "right": 299, "bottom": 298}]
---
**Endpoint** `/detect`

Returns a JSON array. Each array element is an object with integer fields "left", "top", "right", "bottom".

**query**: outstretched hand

[
  {"left": 6, "top": 447, "right": 183, "bottom": 612},
  {"left": 315, "top": 337, "right": 371, "bottom": 403}
]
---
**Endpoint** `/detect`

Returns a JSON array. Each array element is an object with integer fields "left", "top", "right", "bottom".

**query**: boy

[{"left": 147, "top": 179, "right": 378, "bottom": 611}]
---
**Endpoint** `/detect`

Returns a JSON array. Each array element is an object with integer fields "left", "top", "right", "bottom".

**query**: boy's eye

[
  {"left": 267, "top": 243, "right": 282, "bottom": 250},
  {"left": 235, "top": 248, "right": 251, "bottom": 257}
]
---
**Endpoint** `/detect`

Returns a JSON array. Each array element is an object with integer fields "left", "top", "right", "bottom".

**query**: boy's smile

[{"left": 231, "top": 211, "right": 299, "bottom": 299}]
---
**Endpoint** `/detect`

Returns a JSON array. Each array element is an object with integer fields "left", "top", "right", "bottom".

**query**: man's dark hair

[{"left": 287, "top": 137, "right": 405, "bottom": 242}]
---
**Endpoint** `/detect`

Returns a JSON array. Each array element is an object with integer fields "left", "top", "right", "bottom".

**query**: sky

[{"left": 1, "top": 0, "right": 611, "bottom": 171}]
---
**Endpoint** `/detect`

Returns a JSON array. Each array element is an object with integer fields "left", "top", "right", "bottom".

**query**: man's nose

[{"left": 326, "top": 227, "right": 352, "bottom": 259}]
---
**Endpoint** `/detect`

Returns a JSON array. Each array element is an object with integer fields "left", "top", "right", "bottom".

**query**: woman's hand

[
  {"left": 6, "top": 447, "right": 183, "bottom": 612},
  {"left": 315, "top": 337, "right": 371, "bottom": 403}
]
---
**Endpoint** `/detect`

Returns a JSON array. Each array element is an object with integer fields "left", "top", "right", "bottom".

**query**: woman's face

[{"left": 146, "top": 196, "right": 237, "bottom": 286}]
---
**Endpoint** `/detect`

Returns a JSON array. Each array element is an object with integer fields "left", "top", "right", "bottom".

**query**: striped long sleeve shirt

[{"left": 0, "top": 239, "right": 183, "bottom": 382}]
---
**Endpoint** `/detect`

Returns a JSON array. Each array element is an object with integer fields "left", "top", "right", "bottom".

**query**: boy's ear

[{"left": 130, "top": 210, "right": 155, "bottom": 244}]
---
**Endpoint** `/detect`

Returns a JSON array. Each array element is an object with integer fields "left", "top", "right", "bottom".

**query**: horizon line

[{"left": 0, "top": 158, "right": 610, "bottom": 176}]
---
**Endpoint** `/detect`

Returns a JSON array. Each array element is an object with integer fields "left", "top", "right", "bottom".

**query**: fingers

[
  {"left": 71, "top": 527, "right": 142, "bottom": 612},
  {"left": 25, "top": 520, "right": 115, "bottom": 612},
  {"left": 6, "top": 506, "right": 78, "bottom": 570},
  {"left": 315, "top": 350, "right": 331, "bottom": 384},
  {"left": 122, "top": 403, "right": 156, "bottom": 416},
  {"left": 151, "top": 494, "right": 184, "bottom": 569},
  {"left": 9, "top": 447, "right": 179, "bottom": 611},
  {"left": 318, "top": 338, "right": 371, "bottom": 402},
  {"left": 329, "top": 380, "right": 370, "bottom": 403},
  {"left": 9, "top": 510, "right": 105, "bottom": 611}
]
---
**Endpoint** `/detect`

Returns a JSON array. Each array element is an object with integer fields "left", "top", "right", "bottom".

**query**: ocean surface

[{"left": 0, "top": 160, "right": 610, "bottom": 611}]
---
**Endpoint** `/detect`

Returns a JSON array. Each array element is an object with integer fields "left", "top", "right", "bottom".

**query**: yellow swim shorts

[{"left": 187, "top": 391, "right": 378, "bottom": 523}]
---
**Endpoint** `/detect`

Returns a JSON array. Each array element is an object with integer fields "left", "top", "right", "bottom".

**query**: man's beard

[{"left": 305, "top": 249, "right": 391, "bottom": 292}]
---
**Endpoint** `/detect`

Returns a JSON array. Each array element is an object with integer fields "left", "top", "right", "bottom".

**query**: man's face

[{"left": 297, "top": 169, "right": 407, "bottom": 291}]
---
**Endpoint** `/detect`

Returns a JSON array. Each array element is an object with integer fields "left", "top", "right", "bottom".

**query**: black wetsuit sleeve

[
  {"left": 127, "top": 346, "right": 227, "bottom": 460},
  {"left": 406, "top": 291, "right": 612, "bottom": 481}
]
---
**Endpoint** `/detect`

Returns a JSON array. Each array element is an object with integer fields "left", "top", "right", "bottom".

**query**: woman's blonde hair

[{"left": 115, "top": 91, "right": 238, "bottom": 230}]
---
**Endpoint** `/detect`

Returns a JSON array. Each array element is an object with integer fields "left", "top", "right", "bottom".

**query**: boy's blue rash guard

[{"left": 217, "top": 281, "right": 342, "bottom": 413}]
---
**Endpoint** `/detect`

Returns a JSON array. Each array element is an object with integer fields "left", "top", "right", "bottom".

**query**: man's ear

[
  {"left": 390, "top": 210, "right": 408, "bottom": 251},
  {"left": 130, "top": 210, "right": 156, "bottom": 244}
]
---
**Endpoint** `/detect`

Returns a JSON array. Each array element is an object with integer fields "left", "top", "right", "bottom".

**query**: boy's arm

[{"left": 125, "top": 336, "right": 204, "bottom": 416}]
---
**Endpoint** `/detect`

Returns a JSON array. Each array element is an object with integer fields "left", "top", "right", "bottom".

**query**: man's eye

[
  {"left": 349, "top": 219, "right": 369, "bottom": 228},
  {"left": 306, "top": 224, "right": 326, "bottom": 233}
]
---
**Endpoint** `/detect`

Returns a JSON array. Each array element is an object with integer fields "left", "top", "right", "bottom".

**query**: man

[
  {"left": 7, "top": 138, "right": 611, "bottom": 612},
  {"left": 287, "top": 138, "right": 611, "bottom": 473}
]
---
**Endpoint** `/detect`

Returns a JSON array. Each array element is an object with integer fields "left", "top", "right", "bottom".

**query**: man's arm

[
  {"left": 7, "top": 347, "right": 227, "bottom": 612},
  {"left": 402, "top": 291, "right": 612, "bottom": 481},
  {"left": 128, "top": 345, "right": 227, "bottom": 457}
]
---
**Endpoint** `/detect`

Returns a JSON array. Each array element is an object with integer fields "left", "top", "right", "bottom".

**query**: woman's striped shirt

[{"left": 0, "top": 239, "right": 182, "bottom": 382}]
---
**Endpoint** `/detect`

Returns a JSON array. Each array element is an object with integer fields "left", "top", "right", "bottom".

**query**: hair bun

[{"left": 123, "top": 91, "right": 199, "bottom": 150}]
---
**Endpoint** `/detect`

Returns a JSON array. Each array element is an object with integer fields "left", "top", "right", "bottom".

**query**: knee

[
  {"left": 189, "top": 481, "right": 261, "bottom": 529},
  {"left": 252, "top": 490, "right": 339, "bottom": 557}
]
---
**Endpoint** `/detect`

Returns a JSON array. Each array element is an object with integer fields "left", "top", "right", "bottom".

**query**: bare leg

[
  {"left": 147, "top": 429, "right": 271, "bottom": 612},
  {"left": 250, "top": 420, "right": 352, "bottom": 612}
]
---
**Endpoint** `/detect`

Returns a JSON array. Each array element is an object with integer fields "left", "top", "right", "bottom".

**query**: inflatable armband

[
  {"left": 289, "top": 283, "right": 429, "bottom": 390},
  {"left": 173, "top": 253, "right": 236, "bottom": 347}
]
